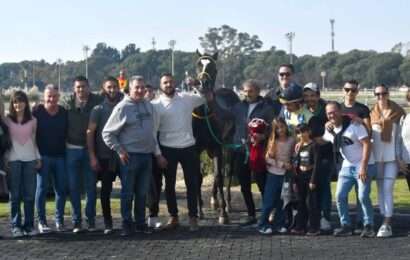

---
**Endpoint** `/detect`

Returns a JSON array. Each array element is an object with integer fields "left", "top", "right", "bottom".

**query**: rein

[{"left": 200, "top": 102, "right": 249, "bottom": 163}]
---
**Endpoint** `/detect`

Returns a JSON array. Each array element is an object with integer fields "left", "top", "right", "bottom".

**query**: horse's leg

[
  {"left": 210, "top": 167, "right": 219, "bottom": 210},
  {"left": 226, "top": 151, "right": 233, "bottom": 213},
  {"left": 215, "top": 150, "right": 229, "bottom": 224},
  {"left": 198, "top": 159, "right": 205, "bottom": 219}
]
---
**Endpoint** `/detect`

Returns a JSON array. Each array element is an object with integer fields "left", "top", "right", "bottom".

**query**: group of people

[
  {"left": 0, "top": 64, "right": 409, "bottom": 240},
  {"left": 244, "top": 65, "right": 410, "bottom": 238}
]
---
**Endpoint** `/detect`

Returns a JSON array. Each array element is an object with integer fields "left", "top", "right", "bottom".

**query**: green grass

[{"left": 0, "top": 197, "right": 122, "bottom": 219}]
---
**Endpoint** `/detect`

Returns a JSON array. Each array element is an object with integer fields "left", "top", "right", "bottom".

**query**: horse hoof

[
  {"left": 218, "top": 216, "right": 229, "bottom": 225},
  {"left": 210, "top": 198, "right": 219, "bottom": 210}
]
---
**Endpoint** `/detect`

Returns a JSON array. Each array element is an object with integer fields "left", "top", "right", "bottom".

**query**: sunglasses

[
  {"left": 279, "top": 72, "right": 291, "bottom": 77},
  {"left": 375, "top": 92, "right": 388, "bottom": 97},
  {"left": 344, "top": 88, "right": 357, "bottom": 93}
]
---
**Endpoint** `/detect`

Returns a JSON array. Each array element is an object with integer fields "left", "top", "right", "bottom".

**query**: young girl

[
  {"left": 258, "top": 117, "right": 295, "bottom": 235},
  {"left": 6, "top": 91, "right": 41, "bottom": 237},
  {"left": 291, "top": 123, "right": 321, "bottom": 236}
]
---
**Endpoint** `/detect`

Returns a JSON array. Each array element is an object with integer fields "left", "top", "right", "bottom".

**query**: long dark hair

[
  {"left": 265, "top": 117, "right": 290, "bottom": 159},
  {"left": 8, "top": 90, "right": 32, "bottom": 124}
]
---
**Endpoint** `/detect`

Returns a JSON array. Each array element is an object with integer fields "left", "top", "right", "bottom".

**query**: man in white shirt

[
  {"left": 153, "top": 73, "right": 205, "bottom": 231},
  {"left": 322, "top": 101, "right": 375, "bottom": 238}
]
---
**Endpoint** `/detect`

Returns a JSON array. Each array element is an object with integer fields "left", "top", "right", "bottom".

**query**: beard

[
  {"left": 162, "top": 87, "right": 175, "bottom": 96},
  {"left": 105, "top": 92, "right": 120, "bottom": 103}
]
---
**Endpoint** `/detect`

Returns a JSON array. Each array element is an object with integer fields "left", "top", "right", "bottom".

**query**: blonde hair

[{"left": 265, "top": 117, "right": 289, "bottom": 159}]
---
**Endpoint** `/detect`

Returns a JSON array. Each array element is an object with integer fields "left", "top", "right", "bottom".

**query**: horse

[{"left": 192, "top": 50, "right": 240, "bottom": 224}]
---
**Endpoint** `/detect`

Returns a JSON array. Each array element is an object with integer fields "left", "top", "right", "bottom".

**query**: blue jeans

[
  {"left": 9, "top": 161, "right": 37, "bottom": 229},
  {"left": 35, "top": 156, "right": 66, "bottom": 225},
  {"left": 66, "top": 148, "right": 96, "bottom": 225},
  {"left": 335, "top": 164, "right": 375, "bottom": 226},
  {"left": 120, "top": 153, "right": 152, "bottom": 227},
  {"left": 258, "top": 174, "right": 284, "bottom": 229}
]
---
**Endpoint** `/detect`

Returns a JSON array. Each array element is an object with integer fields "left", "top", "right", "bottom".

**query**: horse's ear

[
  {"left": 212, "top": 52, "right": 218, "bottom": 61},
  {"left": 196, "top": 49, "right": 202, "bottom": 57}
]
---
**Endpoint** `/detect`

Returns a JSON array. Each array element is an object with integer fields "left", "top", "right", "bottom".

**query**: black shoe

[
  {"left": 121, "top": 226, "right": 132, "bottom": 237},
  {"left": 353, "top": 222, "right": 363, "bottom": 235},
  {"left": 334, "top": 225, "right": 353, "bottom": 237},
  {"left": 360, "top": 225, "right": 375, "bottom": 238},
  {"left": 240, "top": 216, "right": 257, "bottom": 227},
  {"left": 135, "top": 225, "right": 153, "bottom": 234},
  {"left": 306, "top": 229, "right": 321, "bottom": 236}
]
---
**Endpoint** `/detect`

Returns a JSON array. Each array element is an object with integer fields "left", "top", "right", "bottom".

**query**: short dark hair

[
  {"left": 278, "top": 64, "right": 295, "bottom": 73},
  {"left": 160, "top": 72, "right": 173, "bottom": 80},
  {"left": 345, "top": 79, "right": 359, "bottom": 87},
  {"left": 326, "top": 100, "right": 341, "bottom": 110},
  {"left": 73, "top": 75, "right": 89, "bottom": 85},
  {"left": 295, "top": 123, "right": 310, "bottom": 135},
  {"left": 102, "top": 76, "right": 119, "bottom": 86}
]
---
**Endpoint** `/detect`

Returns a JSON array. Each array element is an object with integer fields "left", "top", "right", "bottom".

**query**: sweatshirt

[
  {"left": 102, "top": 96, "right": 159, "bottom": 155},
  {"left": 152, "top": 92, "right": 205, "bottom": 148}
]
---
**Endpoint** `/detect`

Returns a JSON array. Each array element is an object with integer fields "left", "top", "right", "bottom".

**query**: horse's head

[{"left": 195, "top": 49, "right": 218, "bottom": 93}]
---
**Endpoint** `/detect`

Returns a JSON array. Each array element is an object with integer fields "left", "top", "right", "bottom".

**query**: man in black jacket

[{"left": 231, "top": 79, "right": 280, "bottom": 226}]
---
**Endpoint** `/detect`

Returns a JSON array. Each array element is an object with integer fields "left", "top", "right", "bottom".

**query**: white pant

[{"left": 376, "top": 161, "right": 397, "bottom": 218}]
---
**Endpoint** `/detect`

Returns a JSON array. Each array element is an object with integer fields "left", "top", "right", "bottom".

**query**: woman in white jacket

[{"left": 370, "top": 84, "right": 405, "bottom": 238}]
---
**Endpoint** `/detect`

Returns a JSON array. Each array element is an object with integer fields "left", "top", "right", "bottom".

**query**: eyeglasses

[
  {"left": 279, "top": 72, "right": 291, "bottom": 77},
  {"left": 344, "top": 88, "right": 357, "bottom": 93},
  {"left": 374, "top": 92, "right": 388, "bottom": 97}
]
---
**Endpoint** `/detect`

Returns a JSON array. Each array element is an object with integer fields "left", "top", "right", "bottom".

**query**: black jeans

[
  {"left": 161, "top": 145, "right": 200, "bottom": 218},
  {"left": 233, "top": 150, "right": 266, "bottom": 217},
  {"left": 294, "top": 170, "right": 320, "bottom": 231},
  {"left": 98, "top": 159, "right": 118, "bottom": 227},
  {"left": 146, "top": 154, "right": 163, "bottom": 217}
]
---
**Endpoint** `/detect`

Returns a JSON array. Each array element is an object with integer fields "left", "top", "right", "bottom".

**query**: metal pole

[
  {"left": 168, "top": 40, "right": 176, "bottom": 75},
  {"left": 57, "top": 59, "right": 62, "bottom": 91},
  {"left": 285, "top": 32, "right": 295, "bottom": 64},
  {"left": 330, "top": 19, "right": 335, "bottom": 52},
  {"left": 83, "top": 45, "right": 90, "bottom": 79}
]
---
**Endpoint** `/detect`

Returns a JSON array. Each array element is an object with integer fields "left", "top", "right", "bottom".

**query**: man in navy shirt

[{"left": 33, "top": 84, "right": 68, "bottom": 233}]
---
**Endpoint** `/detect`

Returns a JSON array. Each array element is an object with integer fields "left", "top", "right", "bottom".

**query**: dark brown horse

[{"left": 192, "top": 50, "right": 239, "bottom": 224}]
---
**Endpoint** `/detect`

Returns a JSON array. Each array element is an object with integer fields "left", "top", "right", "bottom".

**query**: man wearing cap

[
  {"left": 303, "top": 82, "right": 333, "bottom": 232},
  {"left": 231, "top": 79, "right": 278, "bottom": 226},
  {"left": 279, "top": 84, "right": 313, "bottom": 133}
]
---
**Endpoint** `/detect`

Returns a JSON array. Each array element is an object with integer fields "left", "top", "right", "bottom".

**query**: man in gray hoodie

[{"left": 102, "top": 75, "right": 160, "bottom": 236}]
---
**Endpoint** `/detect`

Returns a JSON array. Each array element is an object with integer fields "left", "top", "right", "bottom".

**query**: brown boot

[
  {"left": 189, "top": 217, "right": 199, "bottom": 232},
  {"left": 165, "top": 217, "right": 179, "bottom": 230}
]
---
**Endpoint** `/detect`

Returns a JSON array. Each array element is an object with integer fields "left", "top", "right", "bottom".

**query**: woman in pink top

[
  {"left": 6, "top": 91, "right": 41, "bottom": 238},
  {"left": 258, "top": 117, "right": 295, "bottom": 235}
]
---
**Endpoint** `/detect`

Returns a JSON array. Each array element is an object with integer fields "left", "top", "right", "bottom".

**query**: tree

[
  {"left": 399, "top": 59, "right": 410, "bottom": 85},
  {"left": 199, "top": 25, "right": 263, "bottom": 87},
  {"left": 121, "top": 43, "right": 139, "bottom": 60},
  {"left": 91, "top": 42, "right": 121, "bottom": 62}
]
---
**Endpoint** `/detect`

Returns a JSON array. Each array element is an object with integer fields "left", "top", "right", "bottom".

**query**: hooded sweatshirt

[{"left": 102, "top": 95, "right": 159, "bottom": 155}]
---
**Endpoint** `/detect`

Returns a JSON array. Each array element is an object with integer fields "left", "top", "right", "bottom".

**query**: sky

[{"left": 1, "top": 0, "right": 409, "bottom": 63}]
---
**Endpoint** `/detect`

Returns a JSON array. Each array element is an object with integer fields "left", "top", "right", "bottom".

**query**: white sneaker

[
  {"left": 320, "top": 217, "right": 332, "bottom": 231},
  {"left": 23, "top": 228, "right": 37, "bottom": 236},
  {"left": 258, "top": 227, "right": 273, "bottom": 235},
  {"left": 276, "top": 227, "right": 288, "bottom": 234},
  {"left": 11, "top": 227, "right": 24, "bottom": 238},
  {"left": 377, "top": 224, "right": 392, "bottom": 238},
  {"left": 147, "top": 217, "right": 162, "bottom": 229},
  {"left": 56, "top": 223, "right": 65, "bottom": 232},
  {"left": 38, "top": 223, "right": 52, "bottom": 234}
]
